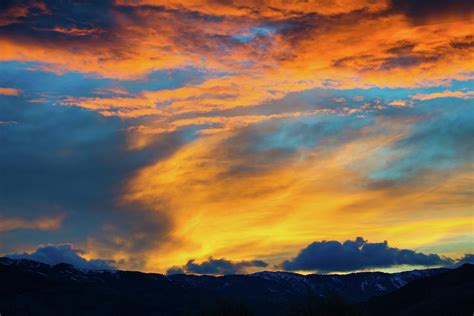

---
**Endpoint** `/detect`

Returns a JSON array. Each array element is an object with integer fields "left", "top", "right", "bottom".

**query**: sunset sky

[{"left": 0, "top": 0, "right": 473, "bottom": 275}]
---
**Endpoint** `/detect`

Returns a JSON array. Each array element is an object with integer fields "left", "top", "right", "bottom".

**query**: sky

[{"left": 0, "top": 0, "right": 473, "bottom": 275}]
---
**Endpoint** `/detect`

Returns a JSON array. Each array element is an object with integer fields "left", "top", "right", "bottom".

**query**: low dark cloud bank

[
  {"left": 9, "top": 239, "right": 471, "bottom": 274},
  {"left": 167, "top": 237, "right": 472, "bottom": 275},
  {"left": 282, "top": 237, "right": 454, "bottom": 272},
  {"left": 455, "top": 254, "right": 474, "bottom": 267},
  {"left": 167, "top": 257, "right": 268, "bottom": 275},
  {"left": 7, "top": 244, "right": 116, "bottom": 270}
]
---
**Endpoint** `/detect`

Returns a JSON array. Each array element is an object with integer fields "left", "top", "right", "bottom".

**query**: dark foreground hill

[
  {"left": 0, "top": 257, "right": 472, "bottom": 315},
  {"left": 361, "top": 262, "right": 474, "bottom": 316}
]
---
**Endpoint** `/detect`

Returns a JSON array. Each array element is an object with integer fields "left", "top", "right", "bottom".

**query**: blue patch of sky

[
  {"left": 232, "top": 25, "right": 276, "bottom": 43},
  {"left": 253, "top": 113, "right": 374, "bottom": 153},
  {"left": 301, "top": 82, "right": 474, "bottom": 182},
  {"left": 226, "top": 82, "right": 473, "bottom": 181},
  {"left": 368, "top": 101, "right": 473, "bottom": 181}
]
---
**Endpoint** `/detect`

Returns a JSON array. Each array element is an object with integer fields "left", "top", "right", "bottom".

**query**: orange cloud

[
  {"left": 1, "top": 1, "right": 471, "bottom": 85},
  {"left": 411, "top": 90, "right": 474, "bottom": 101},
  {"left": 116, "top": 0, "right": 391, "bottom": 17},
  {"left": 0, "top": 87, "right": 20, "bottom": 96},
  {"left": 125, "top": 109, "right": 335, "bottom": 150},
  {"left": 34, "top": 26, "right": 102, "bottom": 37},
  {"left": 0, "top": 214, "right": 64, "bottom": 232},
  {"left": 45, "top": 4, "right": 472, "bottom": 127},
  {"left": 389, "top": 100, "right": 408, "bottom": 107},
  {"left": 61, "top": 72, "right": 328, "bottom": 119}
]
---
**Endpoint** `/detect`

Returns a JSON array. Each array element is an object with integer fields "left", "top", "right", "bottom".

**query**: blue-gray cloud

[
  {"left": 165, "top": 266, "right": 186, "bottom": 275},
  {"left": 282, "top": 237, "right": 453, "bottom": 272},
  {"left": 7, "top": 243, "right": 116, "bottom": 270},
  {"left": 0, "top": 91, "right": 183, "bottom": 258},
  {"left": 454, "top": 254, "right": 474, "bottom": 267},
  {"left": 167, "top": 257, "right": 268, "bottom": 275}
]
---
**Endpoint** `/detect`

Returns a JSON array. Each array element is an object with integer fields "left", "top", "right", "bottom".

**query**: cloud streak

[
  {"left": 411, "top": 90, "right": 474, "bottom": 101},
  {"left": 0, "top": 214, "right": 63, "bottom": 232},
  {"left": 0, "top": 87, "right": 20, "bottom": 96}
]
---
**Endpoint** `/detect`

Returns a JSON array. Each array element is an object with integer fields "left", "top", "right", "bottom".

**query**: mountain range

[{"left": 0, "top": 257, "right": 472, "bottom": 315}]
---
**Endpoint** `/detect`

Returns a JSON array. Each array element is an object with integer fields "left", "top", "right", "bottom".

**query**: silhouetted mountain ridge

[{"left": 0, "top": 257, "right": 472, "bottom": 315}]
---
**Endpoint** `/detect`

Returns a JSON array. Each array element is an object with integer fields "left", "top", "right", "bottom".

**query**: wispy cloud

[
  {"left": 0, "top": 214, "right": 64, "bottom": 232},
  {"left": 411, "top": 90, "right": 474, "bottom": 101},
  {"left": 0, "top": 87, "right": 20, "bottom": 96}
]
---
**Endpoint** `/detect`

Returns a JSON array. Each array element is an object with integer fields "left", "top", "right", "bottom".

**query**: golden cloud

[
  {"left": 411, "top": 90, "right": 474, "bottom": 101},
  {"left": 120, "top": 117, "right": 473, "bottom": 272}
]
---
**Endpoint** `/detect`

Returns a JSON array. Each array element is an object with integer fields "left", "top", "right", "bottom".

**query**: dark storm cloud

[
  {"left": 282, "top": 237, "right": 452, "bottom": 272},
  {"left": 334, "top": 53, "right": 440, "bottom": 72},
  {"left": 0, "top": 0, "right": 115, "bottom": 41},
  {"left": 390, "top": 0, "right": 474, "bottom": 23},
  {"left": 167, "top": 257, "right": 268, "bottom": 275},
  {"left": 450, "top": 36, "right": 474, "bottom": 50},
  {"left": 455, "top": 254, "right": 474, "bottom": 266},
  {"left": 0, "top": 93, "right": 182, "bottom": 257},
  {"left": 0, "top": 0, "right": 115, "bottom": 27},
  {"left": 379, "top": 55, "right": 439, "bottom": 71},
  {"left": 7, "top": 243, "right": 116, "bottom": 270},
  {"left": 89, "top": 206, "right": 174, "bottom": 258},
  {"left": 165, "top": 266, "right": 185, "bottom": 275}
]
